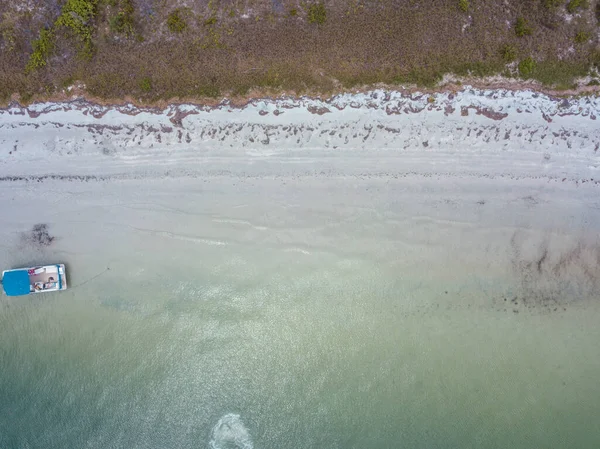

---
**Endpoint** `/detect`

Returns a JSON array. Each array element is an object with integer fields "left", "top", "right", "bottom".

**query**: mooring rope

[{"left": 70, "top": 267, "right": 111, "bottom": 289}]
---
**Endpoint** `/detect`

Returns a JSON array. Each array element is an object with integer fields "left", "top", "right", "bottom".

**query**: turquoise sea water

[{"left": 1, "top": 176, "right": 600, "bottom": 449}]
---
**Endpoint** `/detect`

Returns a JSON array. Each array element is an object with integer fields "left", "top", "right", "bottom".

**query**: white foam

[{"left": 209, "top": 414, "right": 253, "bottom": 449}]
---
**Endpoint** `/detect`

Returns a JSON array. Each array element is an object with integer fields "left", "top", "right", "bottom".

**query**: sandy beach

[{"left": 1, "top": 88, "right": 600, "bottom": 448}]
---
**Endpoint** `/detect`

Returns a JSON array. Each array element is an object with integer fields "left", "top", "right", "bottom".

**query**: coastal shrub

[
  {"left": 198, "top": 85, "right": 220, "bottom": 98},
  {"left": 167, "top": 9, "right": 187, "bottom": 33},
  {"left": 459, "top": 0, "right": 469, "bottom": 12},
  {"left": 566, "top": 0, "right": 587, "bottom": 13},
  {"left": 85, "top": 72, "right": 128, "bottom": 96},
  {"left": 232, "top": 83, "right": 250, "bottom": 96},
  {"left": 515, "top": 17, "right": 532, "bottom": 37},
  {"left": 518, "top": 57, "right": 536, "bottom": 78},
  {"left": 139, "top": 77, "right": 151, "bottom": 92},
  {"left": 574, "top": 30, "right": 591, "bottom": 43},
  {"left": 591, "top": 50, "right": 600, "bottom": 69},
  {"left": 289, "top": 8, "right": 298, "bottom": 16},
  {"left": 61, "top": 76, "right": 75, "bottom": 88},
  {"left": 57, "top": 0, "right": 97, "bottom": 29},
  {"left": 1, "top": 21, "right": 16, "bottom": 52},
  {"left": 204, "top": 16, "right": 217, "bottom": 26},
  {"left": 109, "top": 0, "right": 135, "bottom": 35},
  {"left": 307, "top": 3, "right": 327, "bottom": 24},
  {"left": 531, "top": 59, "right": 589, "bottom": 87},
  {"left": 55, "top": 0, "right": 98, "bottom": 59},
  {"left": 253, "top": 69, "right": 283, "bottom": 89},
  {"left": 543, "top": 0, "right": 562, "bottom": 8},
  {"left": 19, "top": 90, "right": 34, "bottom": 104},
  {"left": 501, "top": 44, "right": 517, "bottom": 62},
  {"left": 56, "top": 0, "right": 97, "bottom": 51},
  {"left": 25, "top": 28, "right": 54, "bottom": 72},
  {"left": 453, "top": 61, "right": 500, "bottom": 77},
  {"left": 25, "top": 0, "right": 97, "bottom": 70}
]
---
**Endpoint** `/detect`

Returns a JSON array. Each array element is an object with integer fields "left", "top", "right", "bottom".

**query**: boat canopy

[{"left": 2, "top": 270, "right": 31, "bottom": 296}]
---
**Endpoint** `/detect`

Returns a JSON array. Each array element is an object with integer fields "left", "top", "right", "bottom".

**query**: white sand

[{"left": 1, "top": 88, "right": 599, "bottom": 181}]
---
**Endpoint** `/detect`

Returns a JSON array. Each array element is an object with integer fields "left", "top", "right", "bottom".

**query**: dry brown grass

[{"left": 0, "top": 0, "right": 599, "bottom": 103}]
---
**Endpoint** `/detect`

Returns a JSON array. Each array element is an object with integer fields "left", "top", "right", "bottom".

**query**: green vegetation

[
  {"left": 530, "top": 59, "right": 589, "bottom": 87},
  {"left": 0, "top": 14, "right": 17, "bottom": 52},
  {"left": 574, "top": 30, "right": 591, "bottom": 43},
  {"left": 518, "top": 57, "right": 536, "bottom": 78},
  {"left": 19, "top": 90, "right": 34, "bottom": 103},
  {"left": 514, "top": 17, "right": 532, "bottom": 37},
  {"left": 25, "top": 28, "right": 54, "bottom": 73},
  {"left": 453, "top": 61, "right": 501, "bottom": 78},
  {"left": 167, "top": 9, "right": 187, "bottom": 33},
  {"left": 139, "top": 77, "right": 152, "bottom": 92},
  {"left": 204, "top": 16, "right": 217, "bottom": 26},
  {"left": 109, "top": 0, "right": 135, "bottom": 35},
  {"left": 307, "top": 3, "right": 327, "bottom": 24},
  {"left": 543, "top": 0, "right": 563, "bottom": 8},
  {"left": 459, "top": 0, "right": 469, "bottom": 13},
  {"left": 289, "top": 8, "right": 298, "bottom": 16},
  {"left": 566, "top": 0, "right": 587, "bottom": 13},
  {"left": 198, "top": 19, "right": 227, "bottom": 49},
  {"left": 391, "top": 69, "right": 443, "bottom": 88},
  {"left": 55, "top": 0, "right": 98, "bottom": 58},
  {"left": 26, "top": 0, "right": 97, "bottom": 70},
  {"left": 253, "top": 69, "right": 283, "bottom": 89},
  {"left": 501, "top": 44, "right": 517, "bottom": 62},
  {"left": 198, "top": 85, "right": 220, "bottom": 98}
]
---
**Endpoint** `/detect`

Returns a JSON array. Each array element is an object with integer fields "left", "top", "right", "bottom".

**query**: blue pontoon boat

[{"left": 2, "top": 264, "right": 67, "bottom": 296}]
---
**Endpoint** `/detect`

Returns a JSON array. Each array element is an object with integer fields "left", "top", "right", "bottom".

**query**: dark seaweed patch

[
  {"left": 501, "top": 231, "right": 600, "bottom": 313},
  {"left": 22, "top": 224, "right": 54, "bottom": 247}
]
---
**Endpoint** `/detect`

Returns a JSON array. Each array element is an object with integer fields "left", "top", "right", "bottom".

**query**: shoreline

[
  {"left": 2, "top": 76, "right": 600, "bottom": 110},
  {"left": 1, "top": 85, "right": 599, "bottom": 187}
]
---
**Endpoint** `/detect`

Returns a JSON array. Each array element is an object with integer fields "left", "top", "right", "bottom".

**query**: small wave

[{"left": 209, "top": 414, "right": 253, "bottom": 449}]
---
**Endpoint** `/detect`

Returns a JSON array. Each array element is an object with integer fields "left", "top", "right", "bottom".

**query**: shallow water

[{"left": 1, "top": 173, "right": 600, "bottom": 449}]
